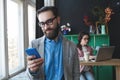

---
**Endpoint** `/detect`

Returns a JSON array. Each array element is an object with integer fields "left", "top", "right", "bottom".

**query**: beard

[{"left": 44, "top": 25, "right": 60, "bottom": 40}]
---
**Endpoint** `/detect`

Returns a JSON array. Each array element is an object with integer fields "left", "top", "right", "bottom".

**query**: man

[{"left": 26, "top": 6, "right": 80, "bottom": 80}]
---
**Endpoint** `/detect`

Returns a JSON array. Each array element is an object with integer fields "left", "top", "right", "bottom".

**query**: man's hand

[{"left": 27, "top": 55, "right": 44, "bottom": 72}]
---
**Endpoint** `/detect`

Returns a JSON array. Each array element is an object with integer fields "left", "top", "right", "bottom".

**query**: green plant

[{"left": 92, "top": 6, "right": 105, "bottom": 23}]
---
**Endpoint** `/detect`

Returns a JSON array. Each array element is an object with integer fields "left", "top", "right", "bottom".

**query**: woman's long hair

[{"left": 77, "top": 32, "right": 90, "bottom": 50}]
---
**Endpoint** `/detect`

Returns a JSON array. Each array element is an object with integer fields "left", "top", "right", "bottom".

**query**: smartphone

[{"left": 25, "top": 48, "right": 41, "bottom": 59}]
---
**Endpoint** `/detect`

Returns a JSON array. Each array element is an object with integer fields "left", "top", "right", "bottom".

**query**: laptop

[{"left": 92, "top": 46, "right": 115, "bottom": 62}]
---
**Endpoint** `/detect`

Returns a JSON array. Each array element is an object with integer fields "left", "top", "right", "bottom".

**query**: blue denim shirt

[{"left": 44, "top": 36, "right": 63, "bottom": 80}]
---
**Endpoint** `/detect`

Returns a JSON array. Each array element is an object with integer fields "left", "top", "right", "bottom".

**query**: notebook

[{"left": 91, "top": 46, "right": 115, "bottom": 62}]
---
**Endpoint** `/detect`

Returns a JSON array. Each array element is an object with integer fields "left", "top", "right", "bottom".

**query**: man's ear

[{"left": 57, "top": 16, "right": 60, "bottom": 24}]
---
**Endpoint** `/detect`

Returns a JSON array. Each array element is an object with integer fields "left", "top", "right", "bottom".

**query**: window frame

[
  {"left": 0, "top": 0, "right": 8, "bottom": 79},
  {"left": 0, "top": 0, "right": 36, "bottom": 79}
]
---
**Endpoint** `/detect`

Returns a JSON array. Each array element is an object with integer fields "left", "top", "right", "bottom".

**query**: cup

[
  {"left": 96, "top": 46, "right": 101, "bottom": 51},
  {"left": 84, "top": 51, "right": 90, "bottom": 62}
]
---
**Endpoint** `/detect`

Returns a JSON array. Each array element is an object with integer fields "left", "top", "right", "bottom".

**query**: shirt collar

[{"left": 45, "top": 33, "right": 62, "bottom": 43}]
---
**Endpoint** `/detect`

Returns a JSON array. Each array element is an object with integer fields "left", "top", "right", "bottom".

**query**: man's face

[{"left": 38, "top": 10, "right": 60, "bottom": 40}]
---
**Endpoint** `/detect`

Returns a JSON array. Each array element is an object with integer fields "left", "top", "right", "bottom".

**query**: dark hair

[
  {"left": 37, "top": 6, "right": 58, "bottom": 18},
  {"left": 77, "top": 32, "right": 90, "bottom": 50}
]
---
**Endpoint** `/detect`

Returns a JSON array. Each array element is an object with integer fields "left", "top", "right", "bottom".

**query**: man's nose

[{"left": 44, "top": 24, "right": 49, "bottom": 29}]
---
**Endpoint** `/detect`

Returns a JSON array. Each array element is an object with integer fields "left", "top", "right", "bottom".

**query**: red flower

[{"left": 83, "top": 16, "right": 93, "bottom": 26}]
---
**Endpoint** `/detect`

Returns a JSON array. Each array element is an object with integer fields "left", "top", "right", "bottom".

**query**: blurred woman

[{"left": 77, "top": 32, "right": 95, "bottom": 80}]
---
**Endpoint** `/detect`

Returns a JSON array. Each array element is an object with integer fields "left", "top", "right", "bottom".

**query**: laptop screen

[{"left": 95, "top": 46, "right": 115, "bottom": 62}]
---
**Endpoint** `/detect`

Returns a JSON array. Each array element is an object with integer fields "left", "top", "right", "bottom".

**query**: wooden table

[{"left": 80, "top": 59, "right": 120, "bottom": 80}]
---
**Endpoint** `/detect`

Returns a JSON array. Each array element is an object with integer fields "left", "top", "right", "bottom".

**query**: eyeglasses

[{"left": 38, "top": 16, "right": 56, "bottom": 28}]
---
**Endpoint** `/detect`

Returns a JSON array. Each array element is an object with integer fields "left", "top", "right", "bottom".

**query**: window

[
  {"left": 28, "top": 4, "right": 36, "bottom": 44},
  {"left": 44, "top": 0, "right": 55, "bottom": 6},
  {"left": 0, "top": 0, "right": 36, "bottom": 79},
  {"left": 0, "top": 0, "right": 5, "bottom": 79},
  {"left": 7, "top": 0, "right": 25, "bottom": 75}
]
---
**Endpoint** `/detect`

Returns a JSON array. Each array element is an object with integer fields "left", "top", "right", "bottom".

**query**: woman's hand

[{"left": 89, "top": 55, "right": 96, "bottom": 60}]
